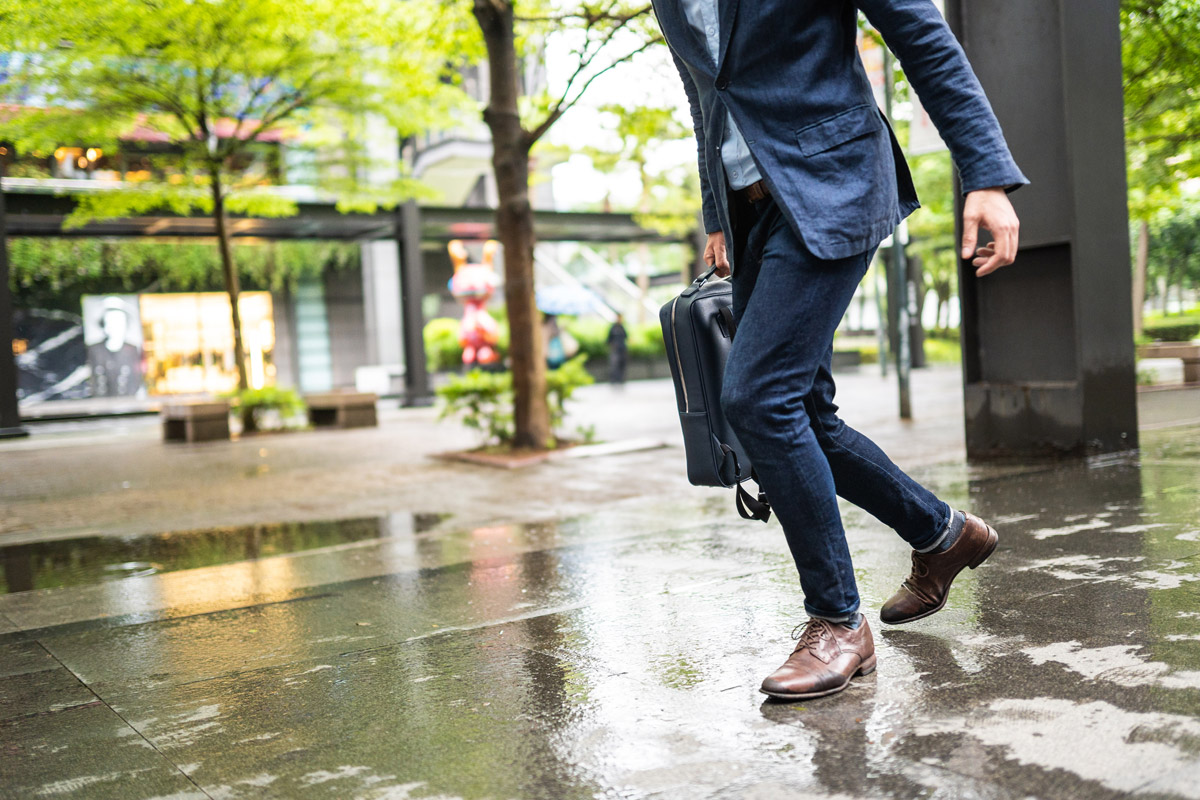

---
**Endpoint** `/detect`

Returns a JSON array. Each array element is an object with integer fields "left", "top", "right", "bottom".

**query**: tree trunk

[
  {"left": 210, "top": 167, "right": 250, "bottom": 394},
  {"left": 1164, "top": 262, "right": 1174, "bottom": 315},
  {"left": 474, "top": 0, "right": 551, "bottom": 449},
  {"left": 1133, "top": 219, "right": 1148, "bottom": 337}
]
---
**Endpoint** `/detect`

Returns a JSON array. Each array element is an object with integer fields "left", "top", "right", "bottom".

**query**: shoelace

[
  {"left": 790, "top": 618, "right": 833, "bottom": 650},
  {"left": 901, "top": 552, "right": 938, "bottom": 605}
]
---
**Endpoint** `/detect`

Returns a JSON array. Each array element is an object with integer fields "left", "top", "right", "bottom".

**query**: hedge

[{"left": 1144, "top": 315, "right": 1200, "bottom": 343}]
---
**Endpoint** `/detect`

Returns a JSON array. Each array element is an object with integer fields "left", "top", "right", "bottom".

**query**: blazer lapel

[
  {"left": 652, "top": 0, "right": 717, "bottom": 74},
  {"left": 716, "top": 0, "right": 741, "bottom": 72}
]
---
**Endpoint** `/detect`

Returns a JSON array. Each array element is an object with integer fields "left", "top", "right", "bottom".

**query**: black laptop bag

[{"left": 659, "top": 266, "right": 771, "bottom": 522}]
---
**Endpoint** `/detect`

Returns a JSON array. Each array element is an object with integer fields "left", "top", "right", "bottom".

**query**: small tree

[
  {"left": 905, "top": 151, "right": 959, "bottom": 334},
  {"left": 1, "top": 0, "right": 465, "bottom": 392},
  {"left": 1122, "top": 0, "right": 1200, "bottom": 333},
  {"left": 1148, "top": 208, "right": 1200, "bottom": 313},
  {"left": 468, "top": 0, "right": 661, "bottom": 449}
]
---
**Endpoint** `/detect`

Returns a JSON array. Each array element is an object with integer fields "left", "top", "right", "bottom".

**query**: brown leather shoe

[
  {"left": 879, "top": 512, "right": 999, "bottom": 625},
  {"left": 760, "top": 617, "right": 876, "bottom": 700}
]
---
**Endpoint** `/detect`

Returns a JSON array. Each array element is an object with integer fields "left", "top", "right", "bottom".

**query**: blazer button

[{"left": 715, "top": 77, "right": 729, "bottom": 90}]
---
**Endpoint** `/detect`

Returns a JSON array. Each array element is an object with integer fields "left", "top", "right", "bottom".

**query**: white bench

[
  {"left": 1138, "top": 343, "right": 1200, "bottom": 384},
  {"left": 304, "top": 391, "right": 378, "bottom": 429},
  {"left": 162, "top": 401, "right": 231, "bottom": 442}
]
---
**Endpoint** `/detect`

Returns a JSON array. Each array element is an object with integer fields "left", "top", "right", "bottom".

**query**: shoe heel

[
  {"left": 856, "top": 654, "right": 877, "bottom": 676},
  {"left": 968, "top": 528, "right": 999, "bottom": 570}
]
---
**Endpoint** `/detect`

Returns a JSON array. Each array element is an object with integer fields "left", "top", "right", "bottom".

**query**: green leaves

[
  {"left": 1122, "top": 0, "right": 1200, "bottom": 220},
  {"left": 437, "top": 354, "right": 594, "bottom": 447},
  {"left": 7, "top": 237, "right": 359, "bottom": 299},
  {"left": 0, "top": 0, "right": 470, "bottom": 211}
]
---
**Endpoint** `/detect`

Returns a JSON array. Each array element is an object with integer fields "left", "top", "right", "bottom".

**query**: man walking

[{"left": 654, "top": 0, "right": 1025, "bottom": 700}]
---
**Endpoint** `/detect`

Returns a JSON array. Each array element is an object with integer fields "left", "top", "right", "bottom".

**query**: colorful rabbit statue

[{"left": 447, "top": 239, "right": 501, "bottom": 366}]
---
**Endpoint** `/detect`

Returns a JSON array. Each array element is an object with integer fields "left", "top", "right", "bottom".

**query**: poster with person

[{"left": 82, "top": 295, "right": 145, "bottom": 397}]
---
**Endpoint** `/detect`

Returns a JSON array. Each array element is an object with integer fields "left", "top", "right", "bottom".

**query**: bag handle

[
  {"left": 681, "top": 265, "right": 724, "bottom": 298},
  {"left": 694, "top": 265, "right": 720, "bottom": 285},
  {"left": 717, "top": 306, "right": 737, "bottom": 340}
]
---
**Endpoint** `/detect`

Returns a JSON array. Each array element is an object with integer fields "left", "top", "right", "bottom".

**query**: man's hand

[
  {"left": 962, "top": 188, "right": 1020, "bottom": 277},
  {"left": 705, "top": 231, "right": 730, "bottom": 278}
]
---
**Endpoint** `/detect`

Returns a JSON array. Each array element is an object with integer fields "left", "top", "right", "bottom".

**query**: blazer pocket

[{"left": 795, "top": 104, "right": 884, "bottom": 157}]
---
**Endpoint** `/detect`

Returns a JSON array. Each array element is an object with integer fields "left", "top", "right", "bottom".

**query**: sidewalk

[{"left": 2, "top": 366, "right": 1199, "bottom": 799}]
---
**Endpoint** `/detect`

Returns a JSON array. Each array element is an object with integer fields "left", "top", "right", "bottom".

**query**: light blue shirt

[{"left": 678, "top": 0, "right": 762, "bottom": 190}]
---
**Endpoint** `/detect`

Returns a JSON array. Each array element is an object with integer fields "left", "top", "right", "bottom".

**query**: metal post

[
  {"left": 873, "top": 254, "right": 888, "bottom": 378},
  {"left": 0, "top": 145, "right": 29, "bottom": 439},
  {"left": 946, "top": 0, "right": 1138, "bottom": 458},
  {"left": 883, "top": 50, "right": 912, "bottom": 419},
  {"left": 397, "top": 200, "right": 432, "bottom": 407}
]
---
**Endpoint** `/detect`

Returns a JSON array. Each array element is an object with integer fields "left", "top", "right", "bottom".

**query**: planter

[{"left": 584, "top": 357, "right": 672, "bottom": 383}]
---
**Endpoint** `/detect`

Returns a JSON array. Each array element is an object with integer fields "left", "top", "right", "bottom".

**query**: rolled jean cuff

[
  {"left": 913, "top": 502, "right": 955, "bottom": 553},
  {"left": 804, "top": 601, "right": 860, "bottom": 623}
]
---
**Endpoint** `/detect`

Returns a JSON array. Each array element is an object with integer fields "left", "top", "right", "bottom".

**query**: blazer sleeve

[
  {"left": 854, "top": 0, "right": 1029, "bottom": 195},
  {"left": 669, "top": 48, "right": 723, "bottom": 233}
]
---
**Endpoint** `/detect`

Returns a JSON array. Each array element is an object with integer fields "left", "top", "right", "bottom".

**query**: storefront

[
  {"left": 139, "top": 292, "right": 276, "bottom": 395},
  {"left": 18, "top": 291, "right": 279, "bottom": 403}
]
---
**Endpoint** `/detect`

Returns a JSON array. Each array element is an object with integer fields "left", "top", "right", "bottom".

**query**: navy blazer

[{"left": 654, "top": 0, "right": 1028, "bottom": 264}]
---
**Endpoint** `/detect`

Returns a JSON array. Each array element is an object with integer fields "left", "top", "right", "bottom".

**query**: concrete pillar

[
  {"left": 360, "top": 239, "right": 404, "bottom": 394},
  {"left": 946, "top": 0, "right": 1138, "bottom": 458}
]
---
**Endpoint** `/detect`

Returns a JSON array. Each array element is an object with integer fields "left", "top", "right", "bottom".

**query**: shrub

[
  {"left": 1143, "top": 316, "right": 1200, "bottom": 343},
  {"left": 437, "top": 355, "right": 594, "bottom": 448},
  {"left": 424, "top": 318, "right": 463, "bottom": 371},
  {"left": 627, "top": 321, "right": 667, "bottom": 359},
  {"left": 564, "top": 317, "right": 610, "bottom": 360},
  {"left": 545, "top": 354, "right": 594, "bottom": 432},
  {"left": 562, "top": 318, "right": 666, "bottom": 360},
  {"left": 436, "top": 367, "right": 513, "bottom": 444},
  {"left": 227, "top": 386, "right": 307, "bottom": 432}
]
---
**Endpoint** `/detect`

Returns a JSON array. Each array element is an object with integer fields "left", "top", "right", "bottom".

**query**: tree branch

[{"left": 525, "top": 33, "right": 663, "bottom": 146}]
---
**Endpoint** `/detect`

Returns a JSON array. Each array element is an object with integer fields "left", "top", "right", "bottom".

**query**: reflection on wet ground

[
  {"left": 1, "top": 428, "right": 1199, "bottom": 799},
  {"left": 0, "top": 514, "right": 452, "bottom": 593}
]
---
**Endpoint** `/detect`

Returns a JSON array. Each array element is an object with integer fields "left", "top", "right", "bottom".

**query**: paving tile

[
  {"left": 107, "top": 627, "right": 609, "bottom": 800},
  {"left": 0, "top": 663, "right": 96, "bottom": 723},
  {"left": 0, "top": 638, "right": 58, "bottom": 679},
  {"left": 0, "top": 701, "right": 205, "bottom": 800}
]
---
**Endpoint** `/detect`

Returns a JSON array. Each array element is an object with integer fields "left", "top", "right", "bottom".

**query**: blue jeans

[{"left": 721, "top": 191, "right": 950, "bottom": 621}]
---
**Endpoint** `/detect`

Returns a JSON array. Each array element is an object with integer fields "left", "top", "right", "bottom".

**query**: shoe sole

[
  {"left": 759, "top": 654, "right": 877, "bottom": 701},
  {"left": 880, "top": 524, "right": 999, "bottom": 626}
]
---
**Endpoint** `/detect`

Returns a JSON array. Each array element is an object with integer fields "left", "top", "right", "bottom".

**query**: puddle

[{"left": 0, "top": 512, "right": 452, "bottom": 594}]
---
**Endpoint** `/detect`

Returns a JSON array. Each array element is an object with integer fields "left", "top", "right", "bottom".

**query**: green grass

[
  {"left": 833, "top": 332, "right": 962, "bottom": 365},
  {"left": 923, "top": 337, "right": 962, "bottom": 364}
]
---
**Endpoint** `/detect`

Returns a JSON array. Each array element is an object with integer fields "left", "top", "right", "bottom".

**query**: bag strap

[
  {"left": 736, "top": 471, "right": 772, "bottom": 523},
  {"left": 719, "top": 443, "right": 772, "bottom": 523}
]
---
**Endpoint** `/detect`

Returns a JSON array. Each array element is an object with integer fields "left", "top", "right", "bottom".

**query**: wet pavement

[{"left": 2, "top": 372, "right": 1200, "bottom": 799}]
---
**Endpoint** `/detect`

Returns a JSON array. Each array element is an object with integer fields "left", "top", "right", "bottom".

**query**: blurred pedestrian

[
  {"left": 543, "top": 314, "right": 566, "bottom": 370},
  {"left": 606, "top": 314, "right": 628, "bottom": 386},
  {"left": 656, "top": 0, "right": 1022, "bottom": 700}
]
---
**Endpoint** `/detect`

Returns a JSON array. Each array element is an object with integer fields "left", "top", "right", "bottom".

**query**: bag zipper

[{"left": 670, "top": 295, "right": 689, "bottom": 412}]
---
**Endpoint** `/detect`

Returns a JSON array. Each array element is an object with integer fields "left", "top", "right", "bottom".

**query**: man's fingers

[
  {"left": 979, "top": 226, "right": 1018, "bottom": 275},
  {"left": 1003, "top": 225, "right": 1019, "bottom": 263},
  {"left": 961, "top": 214, "right": 980, "bottom": 259},
  {"left": 964, "top": 188, "right": 1020, "bottom": 276}
]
